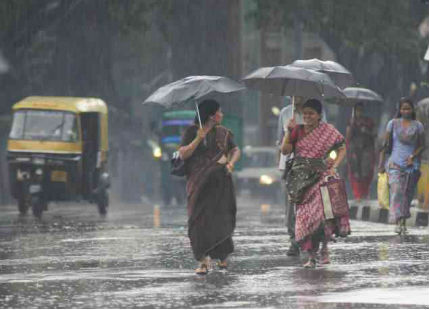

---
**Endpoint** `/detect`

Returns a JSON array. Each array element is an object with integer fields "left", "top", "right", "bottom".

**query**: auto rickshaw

[{"left": 7, "top": 96, "right": 110, "bottom": 218}]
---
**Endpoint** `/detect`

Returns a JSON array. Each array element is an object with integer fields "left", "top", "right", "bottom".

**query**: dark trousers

[{"left": 285, "top": 191, "right": 296, "bottom": 244}]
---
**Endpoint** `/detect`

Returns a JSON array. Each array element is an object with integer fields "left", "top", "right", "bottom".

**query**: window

[{"left": 9, "top": 110, "right": 79, "bottom": 142}]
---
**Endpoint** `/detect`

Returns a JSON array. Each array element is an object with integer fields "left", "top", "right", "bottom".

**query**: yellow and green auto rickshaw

[{"left": 7, "top": 96, "right": 110, "bottom": 218}]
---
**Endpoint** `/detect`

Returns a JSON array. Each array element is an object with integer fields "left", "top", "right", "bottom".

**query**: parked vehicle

[
  {"left": 7, "top": 96, "right": 110, "bottom": 217},
  {"left": 236, "top": 146, "right": 283, "bottom": 203}
]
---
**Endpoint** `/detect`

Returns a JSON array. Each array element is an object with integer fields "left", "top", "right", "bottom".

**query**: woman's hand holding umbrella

[
  {"left": 286, "top": 117, "right": 296, "bottom": 132},
  {"left": 197, "top": 127, "right": 209, "bottom": 140}
]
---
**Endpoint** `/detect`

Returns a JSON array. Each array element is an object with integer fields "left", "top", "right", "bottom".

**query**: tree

[
  {"left": 250, "top": 0, "right": 428, "bottom": 114},
  {"left": 0, "top": 0, "right": 161, "bottom": 114}
]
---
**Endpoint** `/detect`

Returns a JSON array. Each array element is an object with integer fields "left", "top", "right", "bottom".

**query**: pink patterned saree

[{"left": 293, "top": 122, "right": 351, "bottom": 251}]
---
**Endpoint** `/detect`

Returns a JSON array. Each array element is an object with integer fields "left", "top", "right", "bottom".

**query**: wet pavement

[{"left": 0, "top": 197, "right": 428, "bottom": 308}]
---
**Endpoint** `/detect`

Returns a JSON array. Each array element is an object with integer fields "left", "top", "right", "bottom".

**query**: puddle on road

[{"left": 310, "top": 286, "right": 429, "bottom": 306}]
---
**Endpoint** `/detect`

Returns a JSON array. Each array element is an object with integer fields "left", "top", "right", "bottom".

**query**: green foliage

[
  {"left": 107, "top": 0, "right": 160, "bottom": 35},
  {"left": 251, "top": 0, "right": 426, "bottom": 61}
]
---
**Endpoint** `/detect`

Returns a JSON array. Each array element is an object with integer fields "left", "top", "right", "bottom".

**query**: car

[{"left": 235, "top": 146, "right": 284, "bottom": 204}]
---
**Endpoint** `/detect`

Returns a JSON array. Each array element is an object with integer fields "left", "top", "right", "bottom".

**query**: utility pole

[{"left": 258, "top": 10, "right": 282, "bottom": 146}]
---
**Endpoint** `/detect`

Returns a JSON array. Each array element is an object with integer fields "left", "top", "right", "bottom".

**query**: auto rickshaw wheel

[
  {"left": 18, "top": 196, "right": 31, "bottom": 215},
  {"left": 31, "top": 196, "right": 45, "bottom": 219},
  {"left": 97, "top": 190, "right": 109, "bottom": 216}
]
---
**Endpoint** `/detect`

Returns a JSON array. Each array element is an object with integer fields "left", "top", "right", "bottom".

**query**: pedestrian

[
  {"left": 345, "top": 102, "right": 376, "bottom": 201},
  {"left": 378, "top": 98, "right": 425, "bottom": 234},
  {"left": 416, "top": 99, "right": 429, "bottom": 210},
  {"left": 178, "top": 99, "right": 241, "bottom": 275},
  {"left": 276, "top": 96, "right": 326, "bottom": 256},
  {"left": 281, "top": 99, "right": 350, "bottom": 268}
]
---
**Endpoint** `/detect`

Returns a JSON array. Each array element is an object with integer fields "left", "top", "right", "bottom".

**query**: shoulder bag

[
  {"left": 320, "top": 175, "right": 350, "bottom": 219},
  {"left": 171, "top": 151, "right": 185, "bottom": 177}
]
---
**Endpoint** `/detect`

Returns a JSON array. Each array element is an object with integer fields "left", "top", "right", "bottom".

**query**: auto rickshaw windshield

[{"left": 9, "top": 110, "right": 79, "bottom": 142}]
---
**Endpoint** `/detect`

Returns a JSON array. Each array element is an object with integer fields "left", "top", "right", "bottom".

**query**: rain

[{"left": 0, "top": 0, "right": 428, "bottom": 308}]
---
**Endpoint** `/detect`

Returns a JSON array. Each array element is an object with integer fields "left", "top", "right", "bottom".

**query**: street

[{"left": 0, "top": 196, "right": 428, "bottom": 308}]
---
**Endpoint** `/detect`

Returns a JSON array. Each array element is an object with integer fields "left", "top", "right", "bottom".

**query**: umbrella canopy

[
  {"left": 339, "top": 87, "right": 383, "bottom": 105},
  {"left": 290, "top": 58, "right": 354, "bottom": 89},
  {"left": 143, "top": 75, "right": 245, "bottom": 108},
  {"left": 417, "top": 97, "right": 429, "bottom": 120},
  {"left": 242, "top": 65, "right": 345, "bottom": 99},
  {"left": 291, "top": 58, "right": 354, "bottom": 88}
]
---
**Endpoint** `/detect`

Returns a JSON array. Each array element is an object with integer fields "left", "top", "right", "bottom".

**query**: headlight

[
  {"left": 329, "top": 150, "right": 337, "bottom": 160},
  {"left": 259, "top": 174, "right": 274, "bottom": 185},
  {"left": 33, "top": 158, "right": 45, "bottom": 165},
  {"left": 153, "top": 147, "right": 162, "bottom": 159}
]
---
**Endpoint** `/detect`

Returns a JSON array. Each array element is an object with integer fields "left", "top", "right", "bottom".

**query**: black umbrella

[
  {"left": 290, "top": 58, "right": 354, "bottom": 89},
  {"left": 243, "top": 65, "right": 345, "bottom": 99},
  {"left": 143, "top": 75, "right": 245, "bottom": 127},
  {"left": 243, "top": 65, "right": 345, "bottom": 112},
  {"left": 341, "top": 87, "right": 383, "bottom": 105}
]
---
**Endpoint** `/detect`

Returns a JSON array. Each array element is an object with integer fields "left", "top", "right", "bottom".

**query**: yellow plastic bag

[
  {"left": 417, "top": 163, "right": 429, "bottom": 209},
  {"left": 377, "top": 172, "right": 389, "bottom": 209}
]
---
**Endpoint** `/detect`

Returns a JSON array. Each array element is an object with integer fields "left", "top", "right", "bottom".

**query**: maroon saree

[{"left": 181, "top": 125, "right": 237, "bottom": 261}]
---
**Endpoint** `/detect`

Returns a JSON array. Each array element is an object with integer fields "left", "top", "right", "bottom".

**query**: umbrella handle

[
  {"left": 195, "top": 101, "right": 203, "bottom": 128},
  {"left": 195, "top": 101, "right": 207, "bottom": 146},
  {"left": 292, "top": 96, "right": 295, "bottom": 116}
]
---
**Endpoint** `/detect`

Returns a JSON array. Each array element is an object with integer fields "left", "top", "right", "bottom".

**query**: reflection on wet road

[{"left": 0, "top": 198, "right": 428, "bottom": 308}]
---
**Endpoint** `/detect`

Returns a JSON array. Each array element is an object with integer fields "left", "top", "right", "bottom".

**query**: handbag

[
  {"left": 282, "top": 155, "right": 294, "bottom": 181},
  {"left": 286, "top": 157, "right": 326, "bottom": 204},
  {"left": 170, "top": 128, "right": 230, "bottom": 177},
  {"left": 320, "top": 175, "right": 350, "bottom": 219},
  {"left": 282, "top": 125, "right": 304, "bottom": 181},
  {"left": 377, "top": 172, "right": 389, "bottom": 209},
  {"left": 170, "top": 151, "right": 185, "bottom": 177}
]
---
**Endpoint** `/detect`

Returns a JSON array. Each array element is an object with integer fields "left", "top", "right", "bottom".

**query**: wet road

[{"left": 0, "top": 197, "right": 428, "bottom": 308}]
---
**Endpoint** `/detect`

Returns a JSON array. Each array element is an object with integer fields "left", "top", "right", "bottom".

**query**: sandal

[
  {"left": 394, "top": 222, "right": 402, "bottom": 235},
  {"left": 320, "top": 251, "right": 330, "bottom": 265},
  {"left": 401, "top": 219, "right": 408, "bottom": 235},
  {"left": 217, "top": 261, "right": 228, "bottom": 269},
  {"left": 195, "top": 263, "right": 208, "bottom": 275},
  {"left": 303, "top": 258, "right": 316, "bottom": 269}
]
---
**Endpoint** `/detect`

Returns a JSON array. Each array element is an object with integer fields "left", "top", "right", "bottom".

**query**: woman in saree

[
  {"left": 179, "top": 99, "right": 240, "bottom": 275},
  {"left": 379, "top": 98, "right": 425, "bottom": 235},
  {"left": 281, "top": 99, "right": 350, "bottom": 268},
  {"left": 346, "top": 103, "right": 376, "bottom": 201}
]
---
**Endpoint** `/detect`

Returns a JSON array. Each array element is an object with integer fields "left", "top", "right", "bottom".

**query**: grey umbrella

[
  {"left": 143, "top": 75, "right": 245, "bottom": 127},
  {"left": 243, "top": 65, "right": 345, "bottom": 100},
  {"left": 341, "top": 87, "right": 383, "bottom": 104},
  {"left": 290, "top": 58, "right": 354, "bottom": 89},
  {"left": 417, "top": 97, "right": 429, "bottom": 121}
]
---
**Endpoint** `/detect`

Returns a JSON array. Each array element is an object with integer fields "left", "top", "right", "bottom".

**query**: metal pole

[
  {"left": 195, "top": 101, "right": 202, "bottom": 128},
  {"left": 195, "top": 101, "right": 206, "bottom": 145},
  {"left": 292, "top": 96, "right": 295, "bottom": 117}
]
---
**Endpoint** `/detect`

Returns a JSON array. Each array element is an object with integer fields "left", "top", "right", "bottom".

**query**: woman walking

[
  {"left": 179, "top": 99, "right": 240, "bottom": 274},
  {"left": 379, "top": 98, "right": 425, "bottom": 234},
  {"left": 346, "top": 103, "right": 376, "bottom": 201},
  {"left": 281, "top": 99, "right": 350, "bottom": 268}
]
